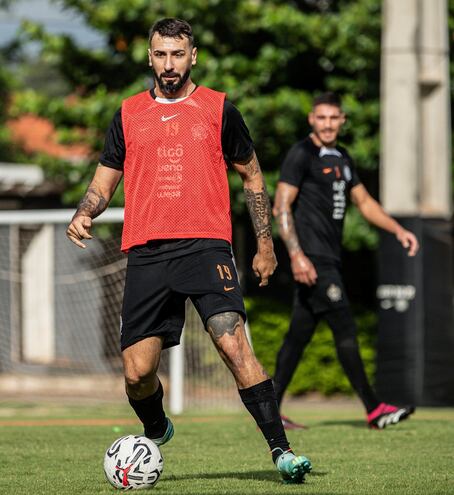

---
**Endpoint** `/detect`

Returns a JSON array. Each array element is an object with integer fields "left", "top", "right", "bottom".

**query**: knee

[
  {"left": 123, "top": 356, "right": 157, "bottom": 393},
  {"left": 125, "top": 369, "right": 147, "bottom": 390}
]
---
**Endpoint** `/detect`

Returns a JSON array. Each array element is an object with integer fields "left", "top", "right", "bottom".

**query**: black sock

[
  {"left": 128, "top": 381, "right": 167, "bottom": 438},
  {"left": 238, "top": 379, "right": 291, "bottom": 463}
]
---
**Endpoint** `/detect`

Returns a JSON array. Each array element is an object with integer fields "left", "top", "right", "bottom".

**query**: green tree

[
  {"left": 8, "top": 0, "right": 386, "bottom": 247},
  {"left": 14, "top": 0, "right": 383, "bottom": 165},
  {"left": 7, "top": 0, "right": 453, "bottom": 243}
]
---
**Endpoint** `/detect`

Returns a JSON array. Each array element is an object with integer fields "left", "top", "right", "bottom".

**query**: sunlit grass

[{"left": 0, "top": 401, "right": 453, "bottom": 494}]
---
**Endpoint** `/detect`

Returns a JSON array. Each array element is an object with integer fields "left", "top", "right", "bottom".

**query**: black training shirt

[
  {"left": 99, "top": 88, "right": 254, "bottom": 263},
  {"left": 280, "top": 136, "right": 361, "bottom": 263}
]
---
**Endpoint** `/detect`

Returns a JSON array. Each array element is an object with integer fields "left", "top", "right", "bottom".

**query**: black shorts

[
  {"left": 120, "top": 247, "right": 246, "bottom": 350},
  {"left": 294, "top": 261, "right": 350, "bottom": 314}
]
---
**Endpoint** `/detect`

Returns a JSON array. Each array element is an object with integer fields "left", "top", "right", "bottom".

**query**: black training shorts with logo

[
  {"left": 120, "top": 246, "right": 246, "bottom": 351},
  {"left": 294, "top": 258, "right": 350, "bottom": 314}
]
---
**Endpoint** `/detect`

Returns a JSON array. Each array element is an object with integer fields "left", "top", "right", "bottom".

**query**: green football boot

[{"left": 274, "top": 449, "right": 312, "bottom": 484}]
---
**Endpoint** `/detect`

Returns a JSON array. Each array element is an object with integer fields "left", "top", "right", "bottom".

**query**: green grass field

[{"left": 0, "top": 400, "right": 453, "bottom": 495}]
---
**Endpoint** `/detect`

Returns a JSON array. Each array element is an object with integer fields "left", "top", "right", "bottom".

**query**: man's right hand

[
  {"left": 66, "top": 214, "right": 93, "bottom": 248},
  {"left": 290, "top": 251, "right": 318, "bottom": 286}
]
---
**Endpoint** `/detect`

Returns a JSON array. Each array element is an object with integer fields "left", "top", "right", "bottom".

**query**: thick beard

[{"left": 153, "top": 68, "right": 191, "bottom": 96}]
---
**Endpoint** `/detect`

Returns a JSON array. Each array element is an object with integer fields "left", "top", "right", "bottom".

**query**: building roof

[
  {"left": 0, "top": 162, "right": 62, "bottom": 196},
  {"left": 7, "top": 114, "right": 91, "bottom": 162}
]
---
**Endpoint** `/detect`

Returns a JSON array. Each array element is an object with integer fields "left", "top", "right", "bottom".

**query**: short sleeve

[
  {"left": 350, "top": 165, "right": 361, "bottom": 187},
  {"left": 99, "top": 108, "right": 125, "bottom": 170},
  {"left": 344, "top": 152, "right": 361, "bottom": 187},
  {"left": 221, "top": 101, "right": 254, "bottom": 163},
  {"left": 279, "top": 142, "right": 308, "bottom": 188}
]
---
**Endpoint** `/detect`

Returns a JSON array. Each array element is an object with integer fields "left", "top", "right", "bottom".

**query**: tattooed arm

[
  {"left": 273, "top": 181, "right": 317, "bottom": 286},
  {"left": 66, "top": 164, "right": 123, "bottom": 248},
  {"left": 232, "top": 151, "right": 277, "bottom": 286}
]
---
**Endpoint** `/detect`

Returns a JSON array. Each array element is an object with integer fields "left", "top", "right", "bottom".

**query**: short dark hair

[
  {"left": 148, "top": 18, "right": 194, "bottom": 46},
  {"left": 312, "top": 92, "right": 342, "bottom": 109}
]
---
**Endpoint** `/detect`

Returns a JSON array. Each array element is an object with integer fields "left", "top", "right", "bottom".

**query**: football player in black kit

[
  {"left": 67, "top": 18, "right": 312, "bottom": 484},
  {"left": 273, "top": 92, "right": 419, "bottom": 429}
]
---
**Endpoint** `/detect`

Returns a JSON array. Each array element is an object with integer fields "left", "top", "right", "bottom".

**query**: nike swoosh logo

[
  {"left": 224, "top": 286, "right": 235, "bottom": 292},
  {"left": 161, "top": 114, "right": 179, "bottom": 122}
]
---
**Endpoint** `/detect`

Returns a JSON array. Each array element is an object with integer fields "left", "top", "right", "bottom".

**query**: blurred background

[{"left": 0, "top": 0, "right": 452, "bottom": 411}]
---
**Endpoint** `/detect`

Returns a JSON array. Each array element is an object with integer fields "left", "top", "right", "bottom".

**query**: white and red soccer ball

[{"left": 104, "top": 435, "right": 163, "bottom": 490}]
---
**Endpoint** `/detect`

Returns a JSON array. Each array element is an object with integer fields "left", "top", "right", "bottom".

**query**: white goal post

[{"left": 0, "top": 208, "right": 245, "bottom": 413}]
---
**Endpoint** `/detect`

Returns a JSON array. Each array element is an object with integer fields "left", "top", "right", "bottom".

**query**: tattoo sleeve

[
  {"left": 75, "top": 185, "right": 108, "bottom": 219},
  {"left": 207, "top": 312, "right": 241, "bottom": 342},
  {"left": 244, "top": 188, "right": 273, "bottom": 240},
  {"left": 275, "top": 207, "right": 302, "bottom": 255},
  {"left": 235, "top": 152, "right": 273, "bottom": 241},
  {"left": 242, "top": 154, "right": 260, "bottom": 178}
]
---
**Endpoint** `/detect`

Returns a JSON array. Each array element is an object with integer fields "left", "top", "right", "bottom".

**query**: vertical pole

[
  {"left": 418, "top": 0, "right": 454, "bottom": 405},
  {"left": 380, "top": 0, "right": 420, "bottom": 216},
  {"left": 169, "top": 332, "right": 184, "bottom": 415},
  {"left": 21, "top": 224, "right": 55, "bottom": 364},
  {"left": 378, "top": 0, "right": 454, "bottom": 405},
  {"left": 378, "top": 0, "right": 423, "bottom": 404},
  {"left": 419, "top": 0, "right": 452, "bottom": 217}
]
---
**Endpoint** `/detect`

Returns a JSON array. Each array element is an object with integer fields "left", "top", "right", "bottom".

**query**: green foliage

[
  {"left": 3, "top": 0, "right": 453, "bottom": 252},
  {"left": 246, "top": 296, "right": 377, "bottom": 396},
  {"left": 8, "top": 2, "right": 383, "bottom": 197}
]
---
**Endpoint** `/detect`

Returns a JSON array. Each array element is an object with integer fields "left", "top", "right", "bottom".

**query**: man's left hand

[
  {"left": 396, "top": 228, "right": 419, "bottom": 256},
  {"left": 252, "top": 248, "right": 278, "bottom": 287}
]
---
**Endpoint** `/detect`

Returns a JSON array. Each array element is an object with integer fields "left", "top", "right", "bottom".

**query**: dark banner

[{"left": 376, "top": 217, "right": 454, "bottom": 406}]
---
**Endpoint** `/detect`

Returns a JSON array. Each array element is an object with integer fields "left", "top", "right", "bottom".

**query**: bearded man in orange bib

[{"left": 66, "top": 18, "right": 311, "bottom": 484}]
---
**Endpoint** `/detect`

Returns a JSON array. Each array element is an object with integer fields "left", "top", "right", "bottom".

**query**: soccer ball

[{"left": 104, "top": 435, "right": 163, "bottom": 490}]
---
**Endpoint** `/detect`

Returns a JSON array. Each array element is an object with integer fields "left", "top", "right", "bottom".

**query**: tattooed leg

[
  {"left": 207, "top": 312, "right": 242, "bottom": 341},
  {"left": 207, "top": 312, "right": 268, "bottom": 388}
]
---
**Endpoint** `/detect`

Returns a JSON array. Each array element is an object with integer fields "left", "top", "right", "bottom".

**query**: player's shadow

[
  {"left": 316, "top": 419, "right": 365, "bottom": 428},
  {"left": 163, "top": 469, "right": 328, "bottom": 483}
]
